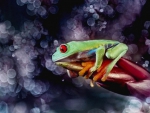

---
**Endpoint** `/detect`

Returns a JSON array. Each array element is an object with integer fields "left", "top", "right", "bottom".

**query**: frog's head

[
  {"left": 52, "top": 41, "right": 95, "bottom": 62},
  {"left": 52, "top": 41, "right": 80, "bottom": 62}
]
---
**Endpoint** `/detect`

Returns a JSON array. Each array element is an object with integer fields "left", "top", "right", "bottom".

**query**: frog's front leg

[
  {"left": 79, "top": 46, "right": 106, "bottom": 77},
  {"left": 89, "top": 46, "right": 105, "bottom": 72},
  {"left": 101, "top": 43, "right": 128, "bottom": 81}
]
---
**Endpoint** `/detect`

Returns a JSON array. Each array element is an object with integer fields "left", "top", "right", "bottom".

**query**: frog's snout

[{"left": 51, "top": 54, "right": 56, "bottom": 62}]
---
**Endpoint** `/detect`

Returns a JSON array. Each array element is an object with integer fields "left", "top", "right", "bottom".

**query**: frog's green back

[{"left": 67, "top": 40, "right": 119, "bottom": 51}]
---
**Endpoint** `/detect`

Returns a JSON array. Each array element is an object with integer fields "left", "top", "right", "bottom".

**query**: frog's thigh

[
  {"left": 101, "top": 43, "right": 128, "bottom": 81},
  {"left": 105, "top": 43, "right": 128, "bottom": 74},
  {"left": 105, "top": 43, "right": 128, "bottom": 59}
]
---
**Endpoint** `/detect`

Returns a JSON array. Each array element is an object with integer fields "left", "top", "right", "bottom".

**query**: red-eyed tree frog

[{"left": 52, "top": 40, "right": 128, "bottom": 81}]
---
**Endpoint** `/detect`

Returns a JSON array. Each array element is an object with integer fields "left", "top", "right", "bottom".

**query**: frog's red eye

[{"left": 60, "top": 44, "right": 67, "bottom": 53}]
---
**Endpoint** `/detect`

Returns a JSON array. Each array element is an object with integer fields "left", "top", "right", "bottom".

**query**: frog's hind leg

[{"left": 102, "top": 43, "right": 128, "bottom": 81}]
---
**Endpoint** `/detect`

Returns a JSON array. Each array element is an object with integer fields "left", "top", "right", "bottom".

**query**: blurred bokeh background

[{"left": 0, "top": 0, "right": 150, "bottom": 113}]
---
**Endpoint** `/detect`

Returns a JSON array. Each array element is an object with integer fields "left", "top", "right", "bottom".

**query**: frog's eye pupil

[{"left": 60, "top": 44, "right": 67, "bottom": 53}]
